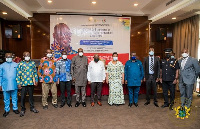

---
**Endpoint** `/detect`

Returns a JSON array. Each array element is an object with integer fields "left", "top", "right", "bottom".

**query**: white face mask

[
  {"left": 47, "top": 53, "right": 52, "bottom": 58},
  {"left": 79, "top": 52, "right": 83, "bottom": 57},
  {"left": 171, "top": 56, "right": 175, "bottom": 59},
  {"left": 113, "top": 57, "right": 118, "bottom": 61},
  {"left": 24, "top": 56, "right": 30, "bottom": 61},
  {"left": 182, "top": 53, "right": 188, "bottom": 58},
  {"left": 6, "top": 58, "right": 12, "bottom": 63},
  {"left": 62, "top": 55, "right": 67, "bottom": 59},
  {"left": 149, "top": 51, "right": 154, "bottom": 56}
]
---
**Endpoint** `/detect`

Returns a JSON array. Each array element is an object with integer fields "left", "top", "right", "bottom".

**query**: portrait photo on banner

[{"left": 50, "top": 15, "right": 131, "bottom": 64}]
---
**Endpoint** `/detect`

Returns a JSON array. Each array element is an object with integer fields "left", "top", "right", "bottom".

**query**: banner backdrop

[{"left": 50, "top": 15, "right": 131, "bottom": 63}]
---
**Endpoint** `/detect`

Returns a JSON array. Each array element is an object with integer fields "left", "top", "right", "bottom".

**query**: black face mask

[
  {"left": 94, "top": 58, "right": 99, "bottom": 62},
  {"left": 165, "top": 54, "right": 170, "bottom": 59}
]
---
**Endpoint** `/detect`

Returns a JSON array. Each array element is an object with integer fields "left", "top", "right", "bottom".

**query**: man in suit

[
  {"left": 143, "top": 48, "right": 160, "bottom": 107},
  {"left": 178, "top": 48, "right": 200, "bottom": 108}
]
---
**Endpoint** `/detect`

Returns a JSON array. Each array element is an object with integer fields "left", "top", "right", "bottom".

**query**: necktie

[{"left": 150, "top": 57, "right": 154, "bottom": 72}]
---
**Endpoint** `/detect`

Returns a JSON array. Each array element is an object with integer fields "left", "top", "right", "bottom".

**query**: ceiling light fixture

[
  {"left": 92, "top": 1, "right": 96, "bottom": 4},
  {"left": 48, "top": 0, "right": 52, "bottom": 3},
  {"left": 2, "top": 12, "right": 7, "bottom": 15},
  {"left": 134, "top": 3, "right": 138, "bottom": 6},
  {"left": 172, "top": 17, "right": 176, "bottom": 19}
]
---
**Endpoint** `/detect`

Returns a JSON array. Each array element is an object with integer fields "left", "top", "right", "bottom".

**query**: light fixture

[
  {"left": 172, "top": 17, "right": 176, "bottom": 19},
  {"left": 2, "top": 12, "right": 7, "bottom": 15},
  {"left": 134, "top": 3, "right": 138, "bottom": 6},
  {"left": 48, "top": 0, "right": 52, "bottom": 3},
  {"left": 137, "top": 32, "right": 141, "bottom": 34},
  {"left": 92, "top": 1, "right": 96, "bottom": 4}
]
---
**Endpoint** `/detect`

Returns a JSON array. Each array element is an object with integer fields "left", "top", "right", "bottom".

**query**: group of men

[{"left": 0, "top": 47, "right": 199, "bottom": 118}]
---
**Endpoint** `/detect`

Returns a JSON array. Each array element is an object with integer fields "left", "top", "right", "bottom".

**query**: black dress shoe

[
  {"left": 13, "top": 110, "right": 20, "bottom": 114},
  {"left": 134, "top": 103, "right": 139, "bottom": 107},
  {"left": 144, "top": 101, "right": 150, "bottom": 106},
  {"left": 60, "top": 103, "right": 65, "bottom": 108},
  {"left": 43, "top": 105, "right": 48, "bottom": 110},
  {"left": 75, "top": 102, "right": 80, "bottom": 107},
  {"left": 154, "top": 102, "right": 159, "bottom": 107},
  {"left": 161, "top": 104, "right": 169, "bottom": 108},
  {"left": 20, "top": 111, "right": 25, "bottom": 117},
  {"left": 3, "top": 111, "right": 9, "bottom": 117},
  {"left": 30, "top": 108, "right": 39, "bottom": 113},
  {"left": 82, "top": 102, "right": 86, "bottom": 107},
  {"left": 128, "top": 103, "right": 133, "bottom": 107},
  {"left": 52, "top": 104, "right": 58, "bottom": 108},
  {"left": 67, "top": 103, "right": 72, "bottom": 107}
]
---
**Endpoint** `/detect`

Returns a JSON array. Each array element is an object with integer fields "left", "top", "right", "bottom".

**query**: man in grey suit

[
  {"left": 178, "top": 48, "right": 200, "bottom": 108},
  {"left": 143, "top": 48, "right": 160, "bottom": 107}
]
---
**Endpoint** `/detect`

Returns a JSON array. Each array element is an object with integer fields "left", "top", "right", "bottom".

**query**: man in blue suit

[
  {"left": 125, "top": 52, "right": 144, "bottom": 107},
  {"left": 0, "top": 53, "right": 20, "bottom": 117}
]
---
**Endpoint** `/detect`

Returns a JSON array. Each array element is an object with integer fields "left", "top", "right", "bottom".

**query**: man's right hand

[
  {"left": 159, "top": 78, "right": 162, "bottom": 83},
  {"left": 18, "top": 85, "right": 22, "bottom": 89},
  {"left": 88, "top": 81, "right": 91, "bottom": 84},
  {"left": 125, "top": 80, "right": 127, "bottom": 84},
  {"left": 143, "top": 78, "right": 146, "bottom": 82},
  {"left": 106, "top": 79, "right": 109, "bottom": 84},
  {"left": 0, "top": 86, "right": 2, "bottom": 91}
]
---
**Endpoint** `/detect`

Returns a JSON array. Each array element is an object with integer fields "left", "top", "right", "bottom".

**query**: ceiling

[{"left": 0, "top": 0, "right": 199, "bottom": 24}]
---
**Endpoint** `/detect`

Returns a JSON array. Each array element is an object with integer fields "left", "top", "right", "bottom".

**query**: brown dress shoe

[
  {"left": 97, "top": 101, "right": 102, "bottom": 106},
  {"left": 91, "top": 102, "right": 95, "bottom": 107}
]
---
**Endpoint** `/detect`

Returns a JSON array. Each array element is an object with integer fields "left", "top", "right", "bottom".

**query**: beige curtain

[{"left": 173, "top": 15, "right": 199, "bottom": 58}]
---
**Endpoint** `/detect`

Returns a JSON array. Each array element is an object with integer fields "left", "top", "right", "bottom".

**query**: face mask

[
  {"left": 79, "top": 52, "right": 83, "bottom": 57},
  {"left": 182, "top": 53, "right": 188, "bottom": 58},
  {"left": 165, "top": 54, "right": 170, "bottom": 59},
  {"left": 171, "top": 56, "right": 175, "bottom": 59},
  {"left": 94, "top": 58, "right": 99, "bottom": 62},
  {"left": 113, "top": 57, "right": 118, "bottom": 61},
  {"left": 131, "top": 56, "right": 136, "bottom": 60},
  {"left": 149, "top": 51, "right": 154, "bottom": 56},
  {"left": 24, "top": 56, "right": 30, "bottom": 61},
  {"left": 6, "top": 58, "right": 12, "bottom": 63},
  {"left": 47, "top": 53, "right": 52, "bottom": 58},
  {"left": 62, "top": 55, "right": 67, "bottom": 59}
]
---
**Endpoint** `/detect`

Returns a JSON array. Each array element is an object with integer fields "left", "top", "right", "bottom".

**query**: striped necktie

[{"left": 150, "top": 57, "right": 154, "bottom": 72}]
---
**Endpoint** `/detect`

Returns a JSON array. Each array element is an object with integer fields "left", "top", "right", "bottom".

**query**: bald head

[
  {"left": 94, "top": 54, "right": 100, "bottom": 62},
  {"left": 46, "top": 49, "right": 52, "bottom": 54},
  {"left": 181, "top": 48, "right": 189, "bottom": 54}
]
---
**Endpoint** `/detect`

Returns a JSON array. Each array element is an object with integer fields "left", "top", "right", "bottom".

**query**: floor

[{"left": 0, "top": 92, "right": 200, "bottom": 129}]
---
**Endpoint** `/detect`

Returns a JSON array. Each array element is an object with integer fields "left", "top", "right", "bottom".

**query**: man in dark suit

[
  {"left": 143, "top": 48, "right": 160, "bottom": 107},
  {"left": 178, "top": 48, "right": 200, "bottom": 108}
]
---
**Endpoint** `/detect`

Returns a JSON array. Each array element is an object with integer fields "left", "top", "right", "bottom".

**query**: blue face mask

[
  {"left": 131, "top": 56, "right": 136, "bottom": 60},
  {"left": 6, "top": 58, "right": 12, "bottom": 63},
  {"left": 149, "top": 51, "right": 154, "bottom": 56},
  {"left": 171, "top": 56, "right": 175, "bottom": 59}
]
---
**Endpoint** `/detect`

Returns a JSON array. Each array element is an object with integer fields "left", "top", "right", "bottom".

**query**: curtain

[{"left": 173, "top": 15, "right": 199, "bottom": 58}]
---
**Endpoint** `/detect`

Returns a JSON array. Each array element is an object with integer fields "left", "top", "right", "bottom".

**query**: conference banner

[{"left": 50, "top": 15, "right": 131, "bottom": 64}]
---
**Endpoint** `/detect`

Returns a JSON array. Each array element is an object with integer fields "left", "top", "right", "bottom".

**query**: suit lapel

[{"left": 184, "top": 57, "right": 191, "bottom": 70}]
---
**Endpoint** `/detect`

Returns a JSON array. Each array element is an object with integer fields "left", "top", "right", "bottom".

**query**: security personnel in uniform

[{"left": 160, "top": 48, "right": 179, "bottom": 110}]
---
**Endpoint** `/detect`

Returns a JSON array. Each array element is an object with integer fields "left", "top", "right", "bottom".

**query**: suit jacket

[
  {"left": 143, "top": 56, "right": 160, "bottom": 80},
  {"left": 178, "top": 56, "right": 200, "bottom": 85}
]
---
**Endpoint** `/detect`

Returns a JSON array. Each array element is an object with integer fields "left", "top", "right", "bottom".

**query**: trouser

[
  {"left": 75, "top": 86, "right": 86, "bottom": 102},
  {"left": 128, "top": 86, "right": 140, "bottom": 104},
  {"left": 146, "top": 75, "right": 157, "bottom": 102},
  {"left": 21, "top": 85, "right": 34, "bottom": 111},
  {"left": 60, "top": 81, "right": 71, "bottom": 104},
  {"left": 91, "top": 82, "right": 103, "bottom": 102},
  {"left": 162, "top": 81, "right": 175, "bottom": 106},
  {"left": 42, "top": 83, "right": 57, "bottom": 106},
  {"left": 179, "top": 83, "right": 193, "bottom": 108},
  {"left": 3, "top": 90, "right": 18, "bottom": 112}
]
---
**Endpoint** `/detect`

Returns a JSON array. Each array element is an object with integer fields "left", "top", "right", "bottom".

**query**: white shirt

[
  {"left": 149, "top": 56, "right": 154, "bottom": 74},
  {"left": 181, "top": 56, "right": 189, "bottom": 70},
  {"left": 87, "top": 61, "right": 106, "bottom": 82}
]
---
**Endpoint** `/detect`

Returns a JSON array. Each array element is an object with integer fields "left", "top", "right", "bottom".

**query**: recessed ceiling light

[
  {"left": 48, "top": 0, "right": 52, "bottom": 3},
  {"left": 134, "top": 3, "right": 138, "bottom": 6},
  {"left": 2, "top": 12, "right": 7, "bottom": 15},
  {"left": 172, "top": 17, "right": 176, "bottom": 19},
  {"left": 92, "top": 1, "right": 96, "bottom": 4}
]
